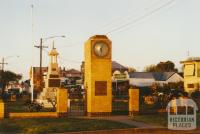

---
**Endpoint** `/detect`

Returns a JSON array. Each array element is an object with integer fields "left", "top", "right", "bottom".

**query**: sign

[
  {"left": 95, "top": 81, "right": 107, "bottom": 96},
  {"left": 166, "top": 99, "right": 198, "bottom": 130},
  {"left": 48, "top": 79, "right": 60, "bottom": 87},
  {"left": 114, "top": 73, "right": 127, "bottom": 80}
]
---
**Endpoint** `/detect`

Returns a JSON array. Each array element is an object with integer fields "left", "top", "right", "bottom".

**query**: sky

[{"left": 1, "top": 0, "right": 200, "bottom": 80}]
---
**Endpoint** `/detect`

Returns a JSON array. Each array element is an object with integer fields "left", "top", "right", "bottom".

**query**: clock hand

[{"left": 100, "top": 46, "right": 103, "bottom": 54}]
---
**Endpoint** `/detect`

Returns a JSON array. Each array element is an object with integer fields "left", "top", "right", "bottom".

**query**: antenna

[
  {"left": 31, "top": 3, "right": 34, "bottom": 102},
  {"left": 187, "top": 50, "right": 190, "bottom": 58},
  {"left": 31, "top": 4, "right": 34, "bottom": 59}
]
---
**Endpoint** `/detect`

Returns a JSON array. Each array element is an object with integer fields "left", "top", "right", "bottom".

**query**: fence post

[
  {"left": 0, "top": 100, "right": 5, "bottom": 119},
  {"left": 57, "top": 88, "right": 68, "bottom": 117},
  {"left": 129, "top": 88, "right": 139, "bottom": 116}
]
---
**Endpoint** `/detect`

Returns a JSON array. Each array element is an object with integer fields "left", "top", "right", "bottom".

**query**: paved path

[{"left": 77, "top": 115, "right": 163, "bottom": 128}]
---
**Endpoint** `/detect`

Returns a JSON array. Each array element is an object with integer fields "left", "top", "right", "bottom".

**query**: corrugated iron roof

[{"left": 129, "top": 72, "right": 176, "bottom": 81}]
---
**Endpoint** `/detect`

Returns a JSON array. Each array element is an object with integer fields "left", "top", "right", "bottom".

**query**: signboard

[
  {"left": 95, "top": 81, "right": 107, "bottom": 96},
  {"left": 48, "top": 79, "right": 60, "bottom": 87},
  {"left": 114, "top": 73, "right": 127, "bottom": 80}
]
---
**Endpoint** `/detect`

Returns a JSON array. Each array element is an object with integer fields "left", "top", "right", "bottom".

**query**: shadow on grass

[
  {"left": 131, "top": 112, "right": 200, "bottom": 128},
  {"left": 0, "top": 118, "right": 133, "bottom": 134}
]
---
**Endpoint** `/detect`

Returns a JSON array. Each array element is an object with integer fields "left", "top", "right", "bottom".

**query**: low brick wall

[
  {"left": 9, "top": 112, "right": 58, "bottom": 118},
  {"left": 65, "top": 128, "right": 200, "bottom": 134}
]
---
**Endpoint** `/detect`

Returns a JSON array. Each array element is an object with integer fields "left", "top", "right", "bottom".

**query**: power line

[
  {"left": 105, "top": 0, "right": 175, "bottom": 35},
  {"left": 93, "top": 0, "right": 160, "bottom": 34},
  {"left": 42, "top": 48, "right": 81, "bottom": 64},
  {"left": 58, "top": 56, "right": 81, "bottom": 64}
]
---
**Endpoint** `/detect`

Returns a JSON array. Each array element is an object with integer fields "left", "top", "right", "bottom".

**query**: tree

[
  {"left": 0, "top": 70, "right": 22, "bottom": 96},
  {"left": 144, "top": 64, "right": 157, "bottom": 72},
  {"left": 127, "top": 67, "right": 136, "bottom": 73},
  {"left": 144, "top": 61, "right": 178, "bottom": 72},
  {"left": 156, "top": 61, "right": 177, "bottom": 72}
]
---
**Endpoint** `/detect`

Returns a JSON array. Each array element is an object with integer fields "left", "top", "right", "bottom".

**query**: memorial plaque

[
  {"left": 48, "top": 79, "right": 60, "bottom": 87},
  {"left": 95, "top": 81, "right": 107, "bottom": 96}
]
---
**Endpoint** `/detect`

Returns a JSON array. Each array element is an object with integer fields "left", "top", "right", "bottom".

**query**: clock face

[{"left": 94, "top": 42, "right": 109, "bottom": 57}]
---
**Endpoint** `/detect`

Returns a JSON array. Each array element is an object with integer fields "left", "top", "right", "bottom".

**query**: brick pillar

[
  {"left": 0, "top": 101, "right": 4, "bottom": 119},
  {"left": 129, "top": 88, "right": 139, "bottom": 116},
  {"left": 57, "top": 88, "right": 68, "bottom": 117}
]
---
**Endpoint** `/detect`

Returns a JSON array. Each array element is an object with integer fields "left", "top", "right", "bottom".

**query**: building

[
  {"left": 180, "top": 58, "right": 200, "bottom": 93},
  {"left": 129, "top": 72, "right": 183, "bottom": 87},
  {"left": 112, "top": 61, "right": 129, "bottom": 95},
  {"left": 60, "top": 68, "right": 82, "bottom": 78}
]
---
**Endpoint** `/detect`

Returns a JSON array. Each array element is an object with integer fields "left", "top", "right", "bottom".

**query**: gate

[
  {"left": 112, "top": 81, "right": 129, "bottom": 115},
  {"left": 112, "top": 95, "right": 129, "bottom": 115},
  {"left": 68, "top": 88, "right": 86, "bottom": 117}
]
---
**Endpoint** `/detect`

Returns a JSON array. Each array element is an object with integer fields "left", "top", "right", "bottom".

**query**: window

[
  {"left": 187, "top": 84, "right": 194, "bottom": 88},
  {"left": 184, "top": 64, "right": 195, "bottom": 76},
  {"left": 197, "top": 69, "right": 200, "bottom": 77}
]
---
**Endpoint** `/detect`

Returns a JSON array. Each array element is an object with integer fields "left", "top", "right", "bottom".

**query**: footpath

[{"left": 80, "top": 115, "right": 160, "bottom": 128}]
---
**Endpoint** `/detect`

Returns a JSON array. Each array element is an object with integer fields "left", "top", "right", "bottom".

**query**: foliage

[
  {"left": 0, "top": 70, "right": 22, "bottom": 96},
  {"left": 47, "top": 97, "right": 57, "bottom": 112},
  {"left": 137, "top": 82, "right": 185, "bottom": 110},
  {"left": 191, "top": 91, "right": 200, "bottom": 99},
  {"left": 127, "top": 67, "right": 136, "bottom": 73},
  {"left": 7, "top": 100, "right": 52, "bottom": 112},
  {"left": 144, "top": 64, "right": 157, "bottom": 72},
  {"left": 156, "top": 81, "right": 184, "bottom": 94},
  {"left": 144, "top": 61, "right": 178, "bottom": 72}
]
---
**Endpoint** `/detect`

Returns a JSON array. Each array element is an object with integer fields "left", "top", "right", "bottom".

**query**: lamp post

[{"left": 33, "top": 35, "right": 65, "bottom": 101}]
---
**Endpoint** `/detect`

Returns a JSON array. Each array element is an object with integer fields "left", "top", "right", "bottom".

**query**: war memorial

[{"left": 0, "top": 35, "right": 199, "bottom": 134}]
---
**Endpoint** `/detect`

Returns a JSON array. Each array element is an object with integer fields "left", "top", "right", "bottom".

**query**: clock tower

[{"left": 84, "top": 35, "right": 112, "bottom": 116}]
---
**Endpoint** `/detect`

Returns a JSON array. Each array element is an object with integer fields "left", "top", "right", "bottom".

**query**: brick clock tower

[{"left": 84, "top": 35, "right": 112, "bottom": 116}]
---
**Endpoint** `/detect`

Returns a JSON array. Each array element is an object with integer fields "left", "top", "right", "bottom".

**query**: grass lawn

[
  {"left": 131, "top": 113, "right": 200, "bottom": 127},
  {"left": 0, "top": 118, "right": 133, "bottom": 134}
]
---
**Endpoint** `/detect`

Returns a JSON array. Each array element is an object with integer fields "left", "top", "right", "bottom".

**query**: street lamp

[{"left": 33, "top": 35, "right": 65, "bottom": 101}]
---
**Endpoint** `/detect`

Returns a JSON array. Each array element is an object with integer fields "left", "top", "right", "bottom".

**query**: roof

[
  {"left": 60, "top": 69, "right": 81, "bottom": 78},
  {"left": 153, "top": 72, "right": 175, "bottom": 81},
  {"left": 129, "top": 72, "right": 177, "bottom": 81},
  {"left": 64, "top": 69, "right": 81, "bottom": 74},
  {"left": 129, "top": 72, "right": 153, "bottom": 79},
  {"left": 112, "top": 61, "right": 128, "bottom": 71},
  {"left": 180, "top": 57, "right": 200, "bottom": 63}
]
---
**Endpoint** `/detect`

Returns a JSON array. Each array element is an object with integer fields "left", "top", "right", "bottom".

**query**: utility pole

[
  {"left": 34, "top": 38, "right": 48, "bottom": 91},
  {"left": 0, "top": 58, "right": 8, "bottom": 71}
]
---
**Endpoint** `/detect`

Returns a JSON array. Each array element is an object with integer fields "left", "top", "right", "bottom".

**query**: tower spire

[{"left": 52, "top": 41, "right": 55, "bottom": 49}]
